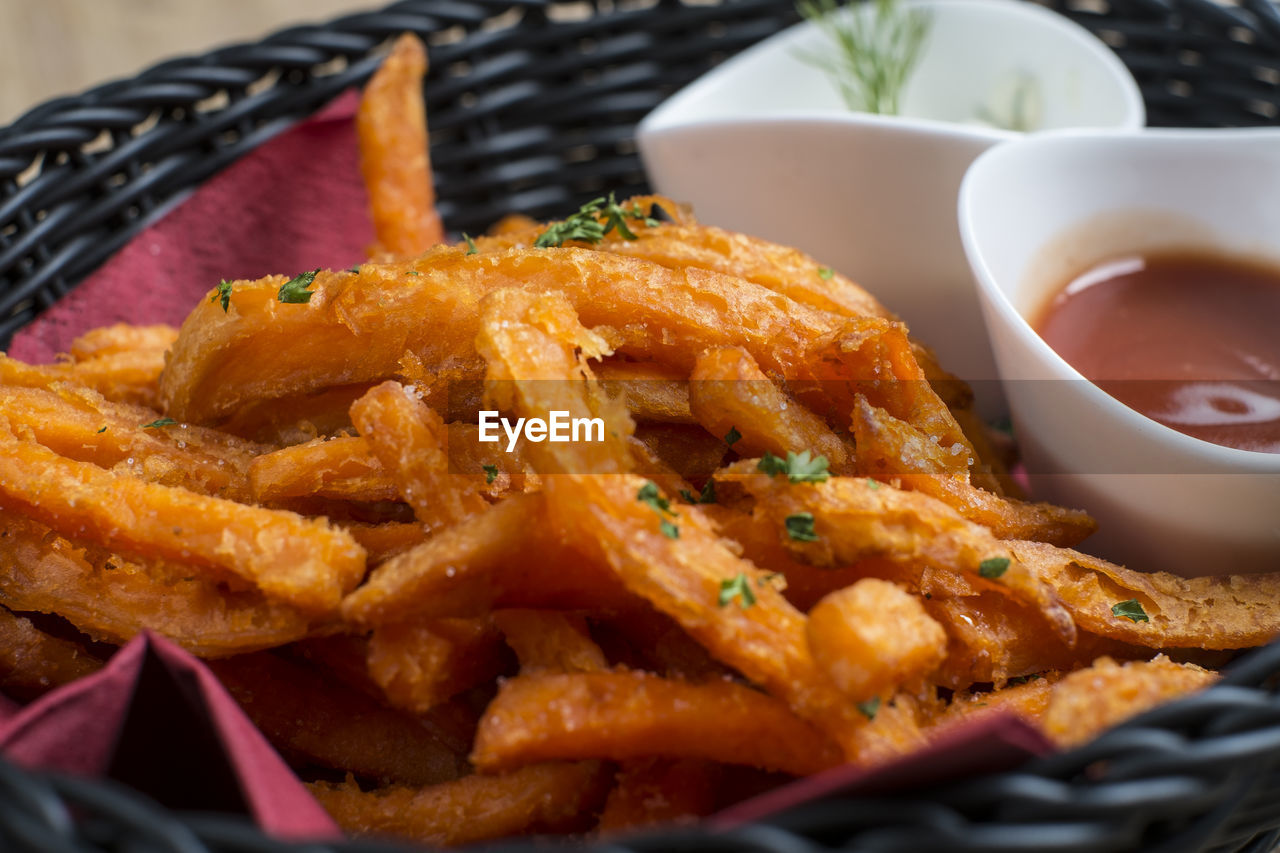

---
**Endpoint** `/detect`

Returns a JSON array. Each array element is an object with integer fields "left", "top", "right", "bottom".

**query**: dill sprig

[{"left": 796, "top": 0, "right": 931, "bottom": 116}]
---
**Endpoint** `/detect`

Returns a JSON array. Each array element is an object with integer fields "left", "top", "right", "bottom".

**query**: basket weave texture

[{"left": 1, "top": 1, "right": 1280, "bottom": 851}]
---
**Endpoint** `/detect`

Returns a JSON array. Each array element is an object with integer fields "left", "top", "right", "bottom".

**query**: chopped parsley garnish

[
  {"left": 1112, "top": 599, "right": 1149, "bottom": 623},
  {"left": 978, "top": 557, "right": 1010, "bottom": 579},
  {"left": 757, "top": 450, "right": 830, "bottom": 483},
  {"left": 724, "top": 426, "right": 742, "bottom": 447},
  {"left": 818, "top": 266, "right": 834, "bottom": 280},
  {"left": 278, "top": 269, "right": 319, "bottom": 303},
  {"left": 348, "top": 265, "right": 361, "bottom": 274},
  {"left": 406, "top": 270, "right": 421, "bottom": 276},
  {"left": 96, "top": 426, "right": 107, "bottom": 434},
  {"left": 533, "top": 193, "right": 655, "bottom": 248},
  {"left": 211, "top": 279, "right": 233, "bottom": 312},
  {"left": 857, "top": 696, "right": 881, "bottom": 720},
  {"left": 464, "top": 234, "right": 478, "bottom": 255},
  {"left": 483, "top": 464, "right": 499, "bottom": 484},
  {"left": 785, "top": 512, "right": 819, "bottom": 542},
  {"left": 141, "top": 418, "right": 177, "bottom": 429},
  {"left": 1008, "top": 674, "right": 1042, "bottom": 686},
  {"left": 679, "top": 479, "right": 717, "bottom": 505},
  {"left": 867, "top": 478, "right": 881, "bottom": 490},
  {"left": 638, "top": 480, "right": 679, "bottom": 539},
  {"left": 718, "top": 572, "right": 757, "bottom": 609}
]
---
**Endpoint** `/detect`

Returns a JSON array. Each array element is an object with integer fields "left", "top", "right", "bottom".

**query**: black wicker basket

[{"left": 2, "top": 1, "right": 1280, "bottom": 851}]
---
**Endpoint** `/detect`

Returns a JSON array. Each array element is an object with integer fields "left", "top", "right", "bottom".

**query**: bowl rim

[{"left": 959, "top": 125, "right": 1280, "bottom": 470}]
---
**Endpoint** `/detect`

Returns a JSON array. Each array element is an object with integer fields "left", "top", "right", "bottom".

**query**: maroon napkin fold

[
  {"left": 0, "top": 632, "right": 339, "bottom": 839},
  {"left": 2, "top": 85, "right": 1054, "bottom": 838}
]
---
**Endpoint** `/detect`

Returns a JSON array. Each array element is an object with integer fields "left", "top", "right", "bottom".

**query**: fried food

[
  {"left": 0, "top": 427, "right": 365, "bottom": 613},
  {"left": 357, "top": 33, "right": 443, "bottom": 258},
  {"left": 597, "top": 758, "right": 719, "bottom": 833},
  {"left": 472, "top": 670, "right": 841, "bottom": 775},
  {"left": 366, "top": 617, "right": 508, "bottom": 714},
  {"left": 0, "top": 605, "right": 103, "bottom": 699}
]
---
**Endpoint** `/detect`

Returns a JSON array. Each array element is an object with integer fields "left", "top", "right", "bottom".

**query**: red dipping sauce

[{"left": 1034, "top": 251, "right": 1280, "bottom": 453}]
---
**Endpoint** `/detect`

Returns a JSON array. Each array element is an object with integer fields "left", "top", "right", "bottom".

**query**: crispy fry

[
  {"left": 631, "top": 422, "right": 727, "bottom": 484},
  {"left": 342, "top": 494, "right": 633, "bottom": 625},
  {"left": 0, "top": 427, "right": 365, "bottom": 613},
  {"left": 473, "top": 670, "right": 840, "bottom": 775},
  {"left": 544, "top": 473, "right": 871, "bottom": 759},
  {"left": 249, "top": 435, "right": 397, "bottom": 503},
  {"left": 340, "top": 520, "right": 427, "bottom": 565},
  {"left": 0, "top": 510, "right": 312, "bottom": 657},
  {"left": 731, "top": 466, "right": 1076, "bottom": 645},
  {"left": 1043, "top": 656, "right": 1217, "bottom": 747},
  {"left": 367, "top": 617, "right": 509, "bottom": 713},
  {"left": 476, "top": 288, "right": 633, "bottom": 476},
  {"left": 218, "top": 383, "right": 372, "bottom": 445},
  {"left": 493, "top": 610, "right": 607, "bottom": 673},
  {"left": 596, "top": 360, "right": 694, "bottom": 424},
  {"left": 1013, "top": 540, "right": 1280, "bottom": 649},
  {"left": 69, "top": 323, "right": 178, "bottom": 361},
  {"left": 940, "top": 674, "right": 1063, "bottom": 729},
  {"left": 0, "top": 383, "right": 263, "bottom": 499},
  {"left": 598, "top": 758, "right": 719, "bottom": 833},
  {"left": 357, "top": 33, "right": 443, "bottom": 258},
  {"left": 210, "top": 651, "right": 469, "bottom": 786},
  {"left": 0, "top": 605, "right": 103, "bottom": 699},
  {"left": 309, "top": 761, "right": 611, "bottom": 845},
  {"left": 350, "top": 380, "right": 489, "bottom": 529},
  {"left": 852, "top": 397, "right": 1096, "bottom": 545},
  {"left": 158, "top": 248, "right": 856, "bottom": 425},
  {"left": 807, "top": 580, "right": 946, "bottom": 703},
  {"left": 0, "top": 350, "right": 168, "bottom": 409},
  {"left": 689, "top": 346, "right": 853, "bottom": 474}
]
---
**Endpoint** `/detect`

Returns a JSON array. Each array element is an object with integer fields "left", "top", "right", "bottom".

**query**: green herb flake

[
  {"left": 818, "top": 266, "right": 834, "bottom": 280},
  {"left": 1112, "top": 599, "right": 1149, "bottom": 623},
  {"left": 141, "top": 418, "right": 177, "bottom": 429},
  {"left": 978, "top": 556, "right": 1010, "bottom": 579},
  {"left": 483, "top": 464, "right": 499, "bottom": 484},
  {"left": 210, "top": 279, "right": 233, "bottom": 312},
  {"left": 96, "top": 426, "right": 107, "bottom": 434},
  {"left": 785, "top": 512, "right": 819, "bottom": 542},
  {"left": 637, "top": 480, "right": 673, "bottom": 515},
  {"left": 857, "top": 696, "right": 882, "bottom": 720},
  {"left": 464, "top": 233, "right": 478, "bottom": 255},
  {"left": 533, "top": 193, "right": 655, "bottom": 248},
  {"left": 406, "top": 270, "right": 421, "bottom": 276},
  {"left": 660, "top": 520, "right": 680, "bottom": 540},
  {"left": 278, "top": 269, "right": 320, "bottom": 303},
  {"left": 1008, "top": 674, "right": 1042, "bottom": 686},
  {"left": 724, "top": 426, "right": 742, "bottom": 446},
  {"left": 867, "top": 478, "right": 881, "bottom": 490},
  {"left": 718, "top": 573, "right": 757, "bottom": 609},
  {"left": 679, "top": 479, "right": 717, "bottom": 505},
  {"left": 348, "top": 265, "right": 362, "bottom": 274},
  {"left": 757, "top": 450, "right": 830, "bottom": 483}
]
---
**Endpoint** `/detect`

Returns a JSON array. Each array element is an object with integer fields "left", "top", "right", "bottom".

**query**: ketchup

[{"left": 1034, "top": 251, "right": 1280, "bottom": 453}]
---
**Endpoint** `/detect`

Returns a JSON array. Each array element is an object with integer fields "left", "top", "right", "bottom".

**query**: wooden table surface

[{"left": 0, "top": 0, "right": 372, "bottom": 124}]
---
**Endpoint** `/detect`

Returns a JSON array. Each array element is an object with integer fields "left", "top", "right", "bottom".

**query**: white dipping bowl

[
  {"left": 638, "top": 0, "right": 1143, "bottom": 418},
  {"left": 959, "top": 128, "right": 1280, "bottom": 576}
]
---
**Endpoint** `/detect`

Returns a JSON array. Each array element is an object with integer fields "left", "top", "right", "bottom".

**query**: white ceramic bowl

[
  {"left": 637, "top": 0, "right": 1143, "bottom": 418},
  {"left": 959, "top": 128, "right": 1280, "bottom": 576}
]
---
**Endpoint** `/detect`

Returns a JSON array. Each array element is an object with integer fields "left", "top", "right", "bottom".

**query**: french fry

[
  {"left": 1013, "top": 540, "right": 1280, "bottom": 649},
  {"left": 0, "top": 350, "right": 167, "bottom": 409},
  {"left": 597, "top": 758, "right": 719, "bottom": 833},
  {"left": 339, "top": 520, "right": 427, "bottom": 565},
  {"left": 940, "top": 673, "right": 1063, "bottom": 729},
  {"left": 350, "top": 380, "right": 488, "bottom": 529},
  {"left": 472, "top": 670, "right": 840, "bottom": 775},
  {"left": 218, "top": 383, "right": 372, "bottom": 445},
  {"left": 731, "top": 465, "right": 1076, "bottom": 645},
  {"left": 308, "top": 761, "right": 612, "bottom": 845},
  {"left": 0, "top": 605, "right": 103, "bottom": 699},
  {"left": 342, "top": 494, "right": 633, "bottom": 625},
  {"left": 688, "top": 346, "right": 853, "bottom": 474},
  {"left": 544, "top": 472, "right": 872, "bottom": 759},
  {"left": 357, "top": 33, "right": 443, "bottom": 258},
  {"left": 1042, "top": 656, "right": 1217, "bottom": 747},
  {"left": 596, "top": 360, "right": 694, "bottom": 424},
  {"left": 852, "top": 396, "right": 1096, "bottom": 545},
  {"left": 0, "top": 382, "right": 263, "bottom": 500},
  {"left": 249, "top": 435, "right": 397, "bottom": 503},
  {"left": 807, "top": 580, "right": 946, "bottom": 703},
  {"left": 0, "top": 510, "right": 312, "bottom": 657},
  {"left": 0, "top": 428, "right": 366, "bottom": 613},
  {"left": 210, "top": 651, "right": 469, "bottom": 786},
  {"left": 366, "top": 617, "right": 509, "bottom": 714},
  {"left": 493, "top": 610, "right": 607, "bottom": 673},
  {"left": 601, "top": 606, "right": 732, "bottom": 682},
  {"left": 631, "top": 423, "right": 727, "bottom": 485},
  {"left": 68, "top": 323, "right": 178, "bottom": 361}
]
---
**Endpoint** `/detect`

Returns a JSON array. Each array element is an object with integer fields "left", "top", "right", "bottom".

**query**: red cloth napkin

[
  {"left": 1, "top": 86, "right": 1054, "bottom": 840},
  {"left": 0, "top": 632, "right": 339, "bottom": 839}
]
